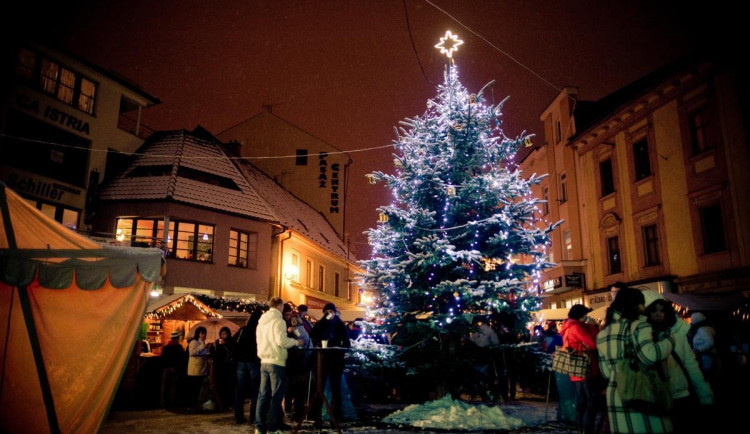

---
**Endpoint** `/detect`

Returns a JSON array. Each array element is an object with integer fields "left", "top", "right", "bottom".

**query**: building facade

[
  {"left": 520, "top": 87, "right": 587, "bottom": 309},
  {"left": 524, "top": 59, "right": 750, "bottom": 309},
  {"left": 217, "top": 107, "right": 352, "bottom": 238},
  {"left": 95, "top": 128, "right": 364, "bottom": 317},
  {"left": 1, "top": 42, "right": 159, "bottom": 231}
]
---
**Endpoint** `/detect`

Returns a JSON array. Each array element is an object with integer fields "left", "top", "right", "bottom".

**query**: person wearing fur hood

[{"left": 643, "top": 290, "right": 713, "bottom": 432}]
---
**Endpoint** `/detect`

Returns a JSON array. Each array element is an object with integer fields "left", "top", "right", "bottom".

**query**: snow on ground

[{"left": 382, "top": 395, "right": 527, "bottom": 431}]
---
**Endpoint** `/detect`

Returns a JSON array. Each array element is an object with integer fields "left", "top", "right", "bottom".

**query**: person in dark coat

[
  {"left": 160, "top": 331, "right": 186, "bottom": 409},
  {"left": 232, "top": 308, "right": 264, "bottom": 424},
  {"left": 309, "top": 302, "right": 351, "bottom": 426},
  {"left": 211, "top": 326, "right": 236, "bottom": 411}
]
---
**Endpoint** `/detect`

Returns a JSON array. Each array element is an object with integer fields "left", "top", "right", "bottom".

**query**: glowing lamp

[{"left": 284, "top": 265, "right": 299, "bottom": 281}]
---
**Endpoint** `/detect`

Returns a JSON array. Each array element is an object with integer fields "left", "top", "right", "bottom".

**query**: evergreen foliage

[{"left": 361, "top": 64, "right": 558, "bottom": 351}]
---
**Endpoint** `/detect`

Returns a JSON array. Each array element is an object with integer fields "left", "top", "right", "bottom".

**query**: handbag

[
  {"left": 615, "top": 321, "right": 673, "bottom": 414},
  {"left": 552, "top": 347, "right": 591, "bottom": 378}
]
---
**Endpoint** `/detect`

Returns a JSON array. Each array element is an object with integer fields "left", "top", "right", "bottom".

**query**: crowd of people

[
  {"left": 547, "top": 286, "right": 726, "bottom": 434},
  {"left": 157, "top": 298, "right": 353, "bottom": 434}
]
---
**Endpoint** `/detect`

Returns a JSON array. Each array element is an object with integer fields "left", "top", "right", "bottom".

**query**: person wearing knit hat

[
  {"left": 644, "top": 290, "right": 713, "bottom": 432},
  {"left": 560, "top": 304, "right": 601, "bottom": 434}
]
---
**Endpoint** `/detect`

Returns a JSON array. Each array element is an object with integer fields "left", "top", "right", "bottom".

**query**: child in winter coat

[{"left": 644, "top": 290, "right": 713, "bottom": 433}]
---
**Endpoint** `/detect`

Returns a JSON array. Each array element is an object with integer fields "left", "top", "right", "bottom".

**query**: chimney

[{"left": 223, "top": 140, "right": 242, "bottom": 157}]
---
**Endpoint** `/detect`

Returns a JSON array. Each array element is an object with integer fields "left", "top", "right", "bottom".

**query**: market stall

[
  {"left": 143, "top": 293, "right": 221, "bottom": 354},
  {"left": 0, "top": 182, "right": 164, "bottom": 434}
]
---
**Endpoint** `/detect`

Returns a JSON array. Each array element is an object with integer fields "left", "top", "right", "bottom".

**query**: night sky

[{"left": 3, "top": 1, "right": 739, "bottom": 258}]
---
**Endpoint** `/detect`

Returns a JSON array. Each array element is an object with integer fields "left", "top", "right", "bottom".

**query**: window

[
  {"left": 542, "top": 186, "right": 549, "bottom": 215},
  {"left": 633, "top": 138, "right": 652, "bottom": 181},
  {"left": 555, "top": 120, "right": 562, "bottom": 143},
  {"left": 642, "top": 224, "right": 660, "bottom": 266},
  {"left": 15, "top": 48, "right": 35, "bottom": 78},
  {"left": 318, "top": 265, "right": 325, "bottom": 292},
  {"left": 334, "top": 272, "right": 341, "bottom": 297},
  {"left": 15, "top": 48, "right": 97, "bottom": 115},
  {"left": 78, "top": 78, "right": 96, "bottom": 114},
  {"left": 296, "top": 149, "right": 308, "bottom": 166},
  {"left": 229, "top": 229, "right": 257, "bottom": 268},
  {"left": 291, "top": 253, "right": 299, "bottom": 282},
  {"left": 600, "top": 159, "right": 615, "bottom": 196},
  {"left": 563, "top": 230, "right": 572, "bottom": 260},
  {"left": 115, "top": 217, "right": 213, "bottom": 262},
  {"left": 347, "top": 282, "right": 352, "bottom": 301},
  {"left": 607, "top": 236, "right": 621, "bottom": 274},
  {"left": 700, "top": 204, "right": 726, "bottom": 254},
  {"left": 559, "top": 173, "right": 568, "bottom": 203},
  {"left": 306, "top": 260, "right": 313, "bottom": 287},
  {"left": 688, "top": 106, "right": 713, "bottom": 154},
  {"left": 26, "top": 199, "right": 79, "bottom": 230}
]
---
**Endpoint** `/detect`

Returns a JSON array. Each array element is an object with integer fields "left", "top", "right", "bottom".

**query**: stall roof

[
  {"left": 664, "top": 292, "right": 746, "bottom": 311},
  {"left": 145, "top": 293, "right": 220, "bottom": 319},
  {"left": 530, "top": 308, "right": 570, "bottom": 321}
]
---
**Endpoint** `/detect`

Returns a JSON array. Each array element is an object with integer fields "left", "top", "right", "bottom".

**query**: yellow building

[
  {"left": 525, "top": 59, "right": 750, "bottom": 309},
  {"left": 217, "top": 107, "right": 352, "bottom": 239},
  {"left": 1, "top": 42, "right": 159, "bottom": 231},
  {"left": 520, "top": 87, "right": 586, "bottom": 309}
]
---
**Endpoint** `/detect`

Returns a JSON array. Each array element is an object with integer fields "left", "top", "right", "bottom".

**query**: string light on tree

[{"left": 361, "top": 32, "right": 559, "bottom": 363}]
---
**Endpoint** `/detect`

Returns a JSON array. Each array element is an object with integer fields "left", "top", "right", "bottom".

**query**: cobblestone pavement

[{"left": 100, "top": 397, "right": 578, "bottom": 433}]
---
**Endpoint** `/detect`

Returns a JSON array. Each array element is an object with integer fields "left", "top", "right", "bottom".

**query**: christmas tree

[{"left": 361, "top": 38, "right": 557, "bottom": 356}]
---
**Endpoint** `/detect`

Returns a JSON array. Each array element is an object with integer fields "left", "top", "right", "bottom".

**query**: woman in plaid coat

[{"left": 596, "top": 287, "right": 675, "bottom": 433}]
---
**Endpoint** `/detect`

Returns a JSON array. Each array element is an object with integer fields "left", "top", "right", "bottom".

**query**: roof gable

[{"left": 100, "top": 129, "right": 276, "bottom": 221}]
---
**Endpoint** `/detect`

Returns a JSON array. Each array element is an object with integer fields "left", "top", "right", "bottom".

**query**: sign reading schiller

[{"left": 4, "top": 171, "right": 81, "bottom": 203}]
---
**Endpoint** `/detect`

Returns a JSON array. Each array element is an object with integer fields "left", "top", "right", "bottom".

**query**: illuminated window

[
  {"left": 229, "top": 229, "right": 257, "bottom": 269},
  {"left": 116, "top": 217, "right": 213, "bottom": 262},
  {"left": 563, "top": 230, "right": 572, "bottom": 260},
  {"left": 15, "top": 48, "right": 97, "bottom": 115}
]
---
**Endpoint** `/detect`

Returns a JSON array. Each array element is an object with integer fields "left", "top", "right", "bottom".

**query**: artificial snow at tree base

[{"left": 382, "top": 395, "right": 526, "bottom": 431}]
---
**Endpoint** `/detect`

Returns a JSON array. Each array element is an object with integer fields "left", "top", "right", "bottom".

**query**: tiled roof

[
  {"left": 100, "top": 127, "right": 355, "bottom": 264},
  {"left": 234, "top": 161, "right": 356, "bottom": 263},
  {"left": 100, "top": 129, "right": 276, "bottom": 222}
]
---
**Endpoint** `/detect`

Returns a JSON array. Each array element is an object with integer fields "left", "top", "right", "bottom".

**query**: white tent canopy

[{"left": 1, "top": 182, "right": 163, "bottom": 434}]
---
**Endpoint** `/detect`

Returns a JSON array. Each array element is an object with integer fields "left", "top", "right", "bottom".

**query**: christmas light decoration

[
  {"left": 434, "top": 30, "right": 464, "bottom": 58},
  {"left": 361, "top": 54, "right": 558, "bottom": 353}
]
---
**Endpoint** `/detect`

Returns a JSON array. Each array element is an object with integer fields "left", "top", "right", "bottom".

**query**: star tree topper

[{"left": 434, "top": 30, "right": 464, "bottom": 58}]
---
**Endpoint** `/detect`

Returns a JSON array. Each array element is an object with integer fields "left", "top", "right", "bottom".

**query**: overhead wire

[{"left": 0, "top": 133, "right": 395, "bottom": 160}]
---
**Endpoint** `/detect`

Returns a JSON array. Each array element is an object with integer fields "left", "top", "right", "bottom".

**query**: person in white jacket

[
  {"left": 643, "top": 290, "right": 713, "bottom": 433},
  {"left": 254, "top": 297, "right": 303, "bottom": 434}
]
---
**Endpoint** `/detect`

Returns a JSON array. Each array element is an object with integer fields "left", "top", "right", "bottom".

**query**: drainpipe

[{"left": 273, "top": 225, "right": 292, "bottom": 299}]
